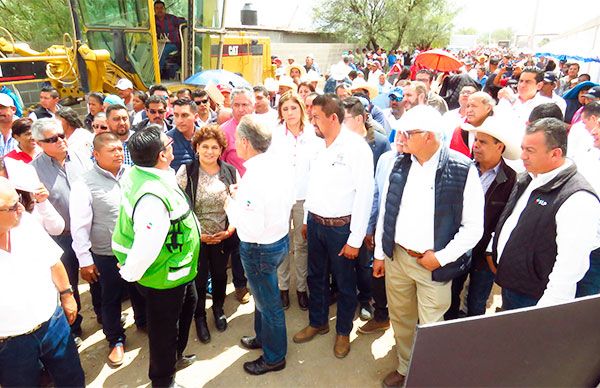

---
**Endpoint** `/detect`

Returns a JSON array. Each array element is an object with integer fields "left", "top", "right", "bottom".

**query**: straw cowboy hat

[
  {"left": 285, "top": 63, "right": 306, "bottom": 78},
  {"left": 463, "top": 116, "right": 521, "bottom": 160},
  {"left": 350, "top": 77, "right": 379, "bottom": 99}
]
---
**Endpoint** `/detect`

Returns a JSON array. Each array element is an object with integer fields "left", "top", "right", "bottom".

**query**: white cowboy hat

[
  {"left": 330, "top": 64, "right": 350, "bottom": 81},
  {"left": 463, "top": 116, "right": 521, "bottom": 160},
  {"left": 303, "top": 70, "right": 322, "bottom": 83},
  {"left": 350, "top": 77, "right": 379, "bottom": 98},
  {"left": 277, "top": 75, "right": 297, "bottom": 91},
  {"left": 263, "top": 77, "right": 279, "bottom": 93}
]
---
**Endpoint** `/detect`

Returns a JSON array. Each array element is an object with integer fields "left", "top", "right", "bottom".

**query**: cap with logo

[{"left": 583, "top": 86, "right": 600, "bottom": 100}]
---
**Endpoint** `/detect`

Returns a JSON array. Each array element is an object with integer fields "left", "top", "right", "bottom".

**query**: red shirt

[{"left": 4, "top": 149, "right": 33, "bottom": 163}]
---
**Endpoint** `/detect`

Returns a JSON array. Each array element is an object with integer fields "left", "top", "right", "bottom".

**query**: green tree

[
  {"left": 313, "top": 0, "right": 388, "bottom": 49},
  {"left": 314, "top": 0, "right": 456, "bottom": 50},
  {"left": 0, "top": 0, "right": 71, "bottom": 51}
]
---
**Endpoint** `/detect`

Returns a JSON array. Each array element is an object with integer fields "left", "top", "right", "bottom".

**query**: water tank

[{"left": 241, "top": 3, "right": 257, "bottom": 26}]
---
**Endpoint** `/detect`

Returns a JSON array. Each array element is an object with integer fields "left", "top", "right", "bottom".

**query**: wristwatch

[{"left": 59, "top": 286, "right": 74, "bottom": 296}]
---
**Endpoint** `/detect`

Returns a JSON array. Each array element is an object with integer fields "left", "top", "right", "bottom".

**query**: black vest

[
  {"left": 382, "top": 146, "right": 473, "bottom": 282},
  {"left": 32, "top": 106, "right": 53, "bottom": 119},
  {"left": 493, "top": 164, "right": 598, "bottom": 299}
]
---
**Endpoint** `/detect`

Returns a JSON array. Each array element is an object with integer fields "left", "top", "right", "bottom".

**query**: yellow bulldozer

[{"left": 0, "top": 0, "right": 273, "bottom": 99}]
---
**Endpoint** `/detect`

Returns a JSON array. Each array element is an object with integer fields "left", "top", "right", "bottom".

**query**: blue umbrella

[
  {"left": 562, "top": 81, "right": 598, "bottom": 99},
  {"left": 184, "top": 69, "right": 251, "bottom": 88}
]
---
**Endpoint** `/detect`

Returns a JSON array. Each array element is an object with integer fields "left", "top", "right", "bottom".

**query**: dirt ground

[{"left": 77, "top": 276, "right": 502, "bottom": 387}]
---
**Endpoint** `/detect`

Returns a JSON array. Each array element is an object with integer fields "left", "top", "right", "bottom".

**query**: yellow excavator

[{"left": 0, "top": 0, "right": 273, "bottom": 98}]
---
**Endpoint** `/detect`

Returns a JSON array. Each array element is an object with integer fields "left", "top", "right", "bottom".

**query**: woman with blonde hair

[{"left": 271, "top": 91, "right": 324, "bottom": 310}]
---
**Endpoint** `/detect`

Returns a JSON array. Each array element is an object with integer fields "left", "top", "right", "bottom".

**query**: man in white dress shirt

[
  {"left": 292, "top": 94, "right": 374, "bottom": 359},
  {"left": 493, "top": 118, "right": 600, "bottom": 309},
  {"left": 225, "top": 115, "right": 295, "bottom": 375},
  {"left": 374, "top": 105, "right": 484, "bottom": 388}
]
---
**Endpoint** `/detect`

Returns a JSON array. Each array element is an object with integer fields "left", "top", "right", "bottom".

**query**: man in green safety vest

[{"left": 112, "top": 125, "right": 200, "bottom": 387}]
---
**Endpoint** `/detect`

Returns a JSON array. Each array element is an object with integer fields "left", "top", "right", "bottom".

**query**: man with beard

[
  {"left": 106, "top": 104, "right": 135, "bottom": 166},
  {"left": 293, "top": 94, "right": 374, "bottom": 359}
]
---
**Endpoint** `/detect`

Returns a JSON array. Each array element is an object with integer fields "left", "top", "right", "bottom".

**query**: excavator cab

[{"left": 74, "top": 0, "right": 270, "bottom": 90}]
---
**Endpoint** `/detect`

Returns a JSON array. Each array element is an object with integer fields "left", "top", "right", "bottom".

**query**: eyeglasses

[
  {"left": 400, "top": 130, "right": 425, "bottom": 139},
  {"left": 148, "top": 109, "right": 166, "bottom": 115},
  {"left": 195, "top": 99, "right": 209, "bottom": 105},
  {"left": 0, "top": 194, "right": 22, "bottom": 212},
  {"left": 38, "top": 133, "right": 66, "bottom": 143},
  {"left": 92, "top": 124, "right": 108, "bottom": 130},
  {"left": 161, "top": 138, "right": 174, "bottom": 151}
]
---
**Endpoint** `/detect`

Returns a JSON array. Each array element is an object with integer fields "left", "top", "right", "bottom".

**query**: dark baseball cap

[
  {"left": 583, "top": 86, "right": 600, "bottom": 99},
  {"left": 543, "top": 72, "right": 557, "bottom": 83}
]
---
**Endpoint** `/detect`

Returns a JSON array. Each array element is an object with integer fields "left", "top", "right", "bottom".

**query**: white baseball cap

[
  {"left": 115, "top": 78, "right": 134, "bottom": 90},
  {"left": 0, "top": 93, "right": 15, "bottom": 108}
]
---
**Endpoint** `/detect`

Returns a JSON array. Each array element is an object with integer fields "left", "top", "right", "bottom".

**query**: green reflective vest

[{"left": 112, "top": 166, "right": 200, "bottom": 289}]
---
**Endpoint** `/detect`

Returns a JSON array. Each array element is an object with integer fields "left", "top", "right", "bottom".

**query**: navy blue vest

[
  {"left": 493, "top": 164, "right": 598, "bottom": 299},
  {"left": 382, "top": 146, "right": 473, "bottom": 282}
]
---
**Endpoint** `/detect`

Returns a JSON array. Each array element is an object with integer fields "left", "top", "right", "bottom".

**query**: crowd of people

[{"left": 0, "top": 44, "right": 599, "bottom": 388}]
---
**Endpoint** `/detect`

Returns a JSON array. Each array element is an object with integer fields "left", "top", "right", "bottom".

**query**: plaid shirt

[
  {"left": 155, "top": 14, "right": 185, "bottom": 45},
  {"left": 122, "top": 131, "right": 134, "bottom": 166}
]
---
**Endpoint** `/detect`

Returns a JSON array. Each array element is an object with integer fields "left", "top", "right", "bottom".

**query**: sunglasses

[
  {"left": 389, "top": 95, "right": 402, "bottom": 102},
  {"left": 0, "top": 194, "right": 22, "bottom": 212},
  {"left": 92, "top": 124, "right": 108, "bottom": 130},
  {"left": 195, "top": 99, "right": 210, "bottom": 105},
  {"left": 148, "top": 109, "right": 166, "bottom": 115},
  {"left": 38, "top": 133, "right": 66, "bottom": 143}
]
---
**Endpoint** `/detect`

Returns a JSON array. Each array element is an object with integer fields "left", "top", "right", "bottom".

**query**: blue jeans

[
  {"left": 0, "top": 306, "right": 85, "bottom": 387},
  {"left": 307, "top": 215, "right": 357, "bottom": 336},
  {"left": 356, "top": 243, "right": 372, "bottom": 305},
  {"left": 52, "top": 234, "right": 101, "bottom": 334},
  {"left": 466, "top": 266, "right": 496, "bottom": 316},
  {"left": 576, "top": 248, "right": 600, "bottom": 297},
  {"left": 93, "top": 253, "right": 146, "bottom": 347},
  {"left": 501, "top": 288, "right": 539, "bottom": 310},
  {"left": 240, "top": 236, "right": 289, "bottom": 364}
]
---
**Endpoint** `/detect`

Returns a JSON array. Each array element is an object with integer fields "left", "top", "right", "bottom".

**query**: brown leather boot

[
  {"left": 382, "top": 370, "right": 405, "bottom": 388},
  {"left": 333, "top": 335, "right": 350, "bottom": 358},
  {"left": 292, "top": 324, "right": 329, "bottom": 343}
]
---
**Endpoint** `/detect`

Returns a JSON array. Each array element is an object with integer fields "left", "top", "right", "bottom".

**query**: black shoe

[
  {"left": 243, "top": 355, "right": 286, "bottom": 375},
  {"left": 213, "top": 309, "right": 227, "bottom": 332},
  {"left": 195, "top": 317, "right": 211, "bottom": 344},
  {"left": 297, "top": 291, "right": 308, "bottom": 311},
  {"left": 240, "top": 336, "right": 262, "bottom": 350},
  {"left": 175, "top": 354, "right": 196, "bottom": 371},
  {"left": 280, "top": 290, "right": 290, "bottom": 310}
]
